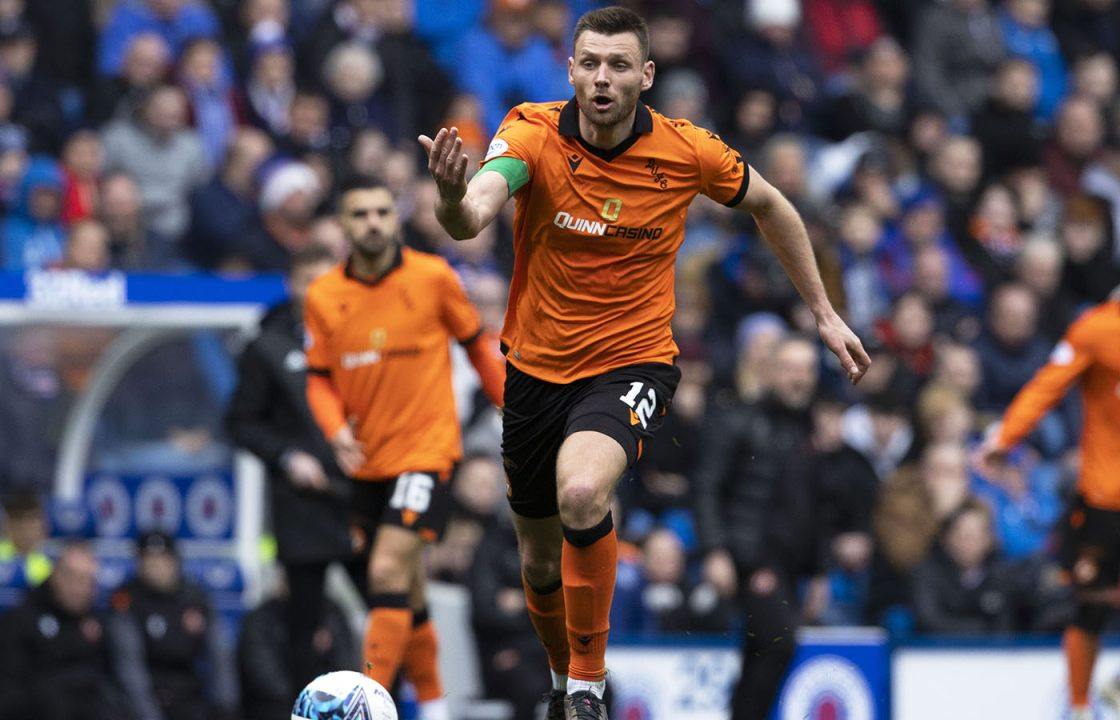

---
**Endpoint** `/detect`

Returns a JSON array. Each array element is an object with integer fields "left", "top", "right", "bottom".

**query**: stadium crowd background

[{"left": 3, "top": 0, "right": 1120, "bottom": 715}]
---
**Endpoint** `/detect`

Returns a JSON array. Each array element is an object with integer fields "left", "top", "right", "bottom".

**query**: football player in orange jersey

[
  {"left": 304, "top": 176, "right": 505, "bottom": 720},
  {"left": 419, "top": 7, "right": 869, "bottom": 719},
  {"left": 977, "top": 290, "right": 1120, "bottom": 720}
]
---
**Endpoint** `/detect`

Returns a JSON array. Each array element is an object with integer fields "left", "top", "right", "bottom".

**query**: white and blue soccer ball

[{"left": 291, "top": 671, "right": 398, "bottom": 720}]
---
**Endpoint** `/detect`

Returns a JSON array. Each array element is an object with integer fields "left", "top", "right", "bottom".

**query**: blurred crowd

[{"left": 2, "top": 0, "right": 1120, "bottom": 715}]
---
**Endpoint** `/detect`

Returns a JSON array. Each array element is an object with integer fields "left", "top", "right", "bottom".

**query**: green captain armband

[{"left": 479, "top": 156, "right": 530, "bottom": 195}]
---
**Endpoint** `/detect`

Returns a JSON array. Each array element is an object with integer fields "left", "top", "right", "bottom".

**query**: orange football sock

[
  {"left": 1065, "top": 625, "right": 1099, "bottom": 708},
  {"left": 403, "top": 611, "right": 443, "bottom": 702},
  {"left": 523, "top": 576, "right": 570, "bottom": 675},
  {"left": 363, "top": 595, "right": 412, "bottom": 689},
  {"left": 561, "top": 513, "right": 617, "bottom": 683}
]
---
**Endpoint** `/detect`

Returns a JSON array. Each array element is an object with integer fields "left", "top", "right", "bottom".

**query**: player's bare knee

[
  {"left": 369, "top": 553, "right": 411, "bottom": 594},
  {"left": 520, "top": 547, "right": 561, "bottom": 588},
  {"left": 556, "top": 476, "right": 609, "bottom": 529}
]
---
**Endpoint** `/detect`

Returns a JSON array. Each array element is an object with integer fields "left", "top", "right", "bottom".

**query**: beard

[{"left": 578, "top": 84, "right": 641, "bottom": 130}]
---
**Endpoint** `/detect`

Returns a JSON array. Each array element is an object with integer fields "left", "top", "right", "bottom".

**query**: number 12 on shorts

[
  {"left": 620, "top": 382, "right": 656, "bottom": 429},
  {"left": 390, "top": 472, "right": 434, "bottom": 513}
]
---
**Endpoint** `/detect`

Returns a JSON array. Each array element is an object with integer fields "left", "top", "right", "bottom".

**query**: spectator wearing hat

[
  {"left": 102, "top": 84, "right": 210, "bottom": 245},
  {"left": 108, "top": 531, "right": 237, "bottom": 720},
  {"left": 1, "top": 154, "right": 65, "bottom": 269},
  {"left": 230, "top": 159, "right": 321, "bottom": 271},
  {"left": 97, "top": 0, "right": 220, "bottom": 78},
  {"left": 0, "top": 541, "right": 133, "bottom": 720}
]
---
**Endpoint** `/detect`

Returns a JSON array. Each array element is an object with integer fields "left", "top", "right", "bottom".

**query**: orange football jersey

[
  {"left": 996, "top": 300, "right": 1120, "bottom": 509},
  {"left": 482, "top": 99, "right": 748, "bottom": 383},
  {"left": 304, "top": 247, "right": 482, "bottom": 480}
]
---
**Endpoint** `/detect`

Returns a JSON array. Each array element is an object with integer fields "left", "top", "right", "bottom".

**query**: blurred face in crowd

[
  {"left": 124, "top": 34, "right": 170, "bottom": 87},
  {"left": 0, "top": 0, "right": 24, "bottom": 21},
  {"left": 244, "top": 0, "right": 289, "bottom": 28},
  {"left": 51, "top": 545, "right": 98, "bottom": 615},
  {"left": 935, "top": 343, "right": 981, "bottom": 398},
  {"left": 180, "top": 39, "right": 221, "bottom": 87},
  {"left": 735, "top": 90, "right": 776, "bottom": 139},
  {"left": 140, "top": 547, "right": 180, "bottom": 593},
  {"left": 1015, "top": 240, "right": 1062, "bottom": 296},
  {"left": 975, "top": 184, "right": 1019, "bottom": 234},
  {"left": 0, "top": 36, "right": 35, "bottom": 78},
  {"left": 65, "top": 221, "right": 110, "bottom": 272},
  {"left": 62, "top": 131, "right": 103, "bottom": 179},
  {"left": 146, "top": 0, "right": 185, "bottom": 19},
  {"left": 902, "top": 200, "right": 945, "bottom": 246},
  {"left": 289, "top": 94, "right": 329, "bottom": 143},
  {"left": 839, "top": 204, "right": 881, "bottom": 255},
  {"left": 648, "top": 14, "right": 690, "bottom": 63},
  {"left": 812, "top": 400, "right": 846, "bottom": 452},
  {"left": 769, "top": 338, "right": 818, "bottom": 410},
  {"left": 913, "top": 245, "right": 950, "bottom": 300},
  {"left": 100, "top": 174, "right": 143, "bottom": 234},
  {"left": 253, "top": 47, "right": 293, "bottom": 89},
  {"left": 309, "top": 217, "right": 349, "bottom": 261},
  {"left": 1007, "top": 0, "right": 1049, "bottom": 26},
  {"left": 1073, "top": 53, "right": 1117, "bottom": 106},
  {"left": 224, "top": 128, "right": 273, "bottom": 189},
  {"left": 340, "top": 186, "right": 399, "bottom": 258},
  {"left": 570, "top": 28, "right": 654, "bottom": 131},
  {"left": 863, "top": 37, "right": 908, "bottom": 91},
  {"left": 918, "top": 386, "right": 974, "bottom": 445},
  {"left": 325, "top": 43, "right": 381, "bottom": 103},
  {"left": 909, "top": 111, "right": 949, "bottom": 159},
  {"left": 945, "top": 507, "right": 993, "bottom": 571},
  {"left": 1061, "top": 201, "right": 1107, "bottom": 262},
  {"left": 3, "top": 505, "right": 45, "bottom": 555},
  {"left": 470, "top": 272, "right": 509, "bottom": 332},
  {"left": 995, "top": 59, "right": 1038, "bottom": 112},
  {"left": 492, "top": 5, "right": 534, "bottom": 48},
  {"left": 144, "top": 87, "right": 188, "bottom": 138},
  {"left": 536, "top": 1, "right": 572, "bottom": 45},
  {"left": 288, "top": 256, "right": 333, "bottom": 309},
  {"left": 28, "top": 184, "right": 61, "bottom": 222},
  {"left": 931, "top": 137, "right": 982, "bottom": 196},
  {"left": 764, "top": 137, "right": 807, "bottom": 198},
  {"left": 989, "top": 284, "right": 1038, "bottom": 348},
  {"left": 643, "top": 530, "right": 685, "bottom": 585},
  {"left": 921, "top": 443, "right": 970, "bottom": 519},
  {"left": 892, "top": 294, "right": 934, "bottom": 350},
  {"left": 453, "top": 456, "right": 503, "bottom": 518},
  {"left": 1057, "top": 97, "right": 1104, "bottom": 160}
]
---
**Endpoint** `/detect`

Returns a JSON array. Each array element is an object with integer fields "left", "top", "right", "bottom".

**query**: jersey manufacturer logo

[
  {"left": 567, "top": 154, "right": 583, "bottom": 173},
  {"left": 645, "top": 158, "right": 668, "bottom": 188}
]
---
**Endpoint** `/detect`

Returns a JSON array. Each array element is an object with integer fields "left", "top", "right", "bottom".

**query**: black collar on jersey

[
  {"left": 344, "top": 243, "right": 403, "bottom": 286},
  {"left": 559, "top": 96, "right": 653, "bottom": 162}
]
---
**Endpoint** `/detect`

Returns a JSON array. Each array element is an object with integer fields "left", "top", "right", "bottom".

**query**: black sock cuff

[
  {"left": 412, "top": 607, "right": 430, "bottom": 627},
  {"left": 525, "top": 577, "right": 563, "bottom": 595},
  {"left": 369, "top": 592, "right": 410, "bottom": 609},
  {"left": 562, "top": 511, "right": 614, "bottom": 548}
]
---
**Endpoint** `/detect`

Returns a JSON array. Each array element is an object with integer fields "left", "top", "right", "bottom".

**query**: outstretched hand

[
  {"left": 816, "top": 312, "right": 871, "bottom": 384},
  {"left": 418, "top": 127, "right": 469, "bottom": 203}
]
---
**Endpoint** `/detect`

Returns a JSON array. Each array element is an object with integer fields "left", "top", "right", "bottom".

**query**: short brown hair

[{"left": 574, "top": 6, "right": 649, "bottom": 61}]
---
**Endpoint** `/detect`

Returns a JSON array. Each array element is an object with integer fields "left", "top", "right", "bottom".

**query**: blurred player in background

[
  {"left": 304, "top": 176, "right": 505, "bottom": 720},
  {"left": 420, "top": 7, "right": 869, "bottom": 719},
  {"left": 977, "top": 289, "right": 1120, "bottom": 720}
]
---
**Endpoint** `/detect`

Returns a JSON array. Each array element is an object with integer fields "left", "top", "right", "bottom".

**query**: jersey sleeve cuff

[
  {"left": 307, "top": 366, "right": 331, "bottom": 376},
  {"left": 722, "top": 167, "right": 750, "bottom": 208},
  {"left": 458, "top": 327, "right": 485, "bottom": 346}
]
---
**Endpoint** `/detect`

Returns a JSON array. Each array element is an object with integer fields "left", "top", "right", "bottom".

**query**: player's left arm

[
  {"left": 439, "top": 264, "right": 506, "bottom": 407},
  {"left": 736, "top": 166, "right": 871, "bottom": 383}
]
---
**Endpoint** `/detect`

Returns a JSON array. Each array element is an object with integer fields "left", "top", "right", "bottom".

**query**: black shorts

[
  {"left": 501, "top": 361, "right": 680, "bottom": 519},
  {"left": 349, "top": 472, "right": 453, "bottom": 549},
  {"left": 1060, "top": 495, "right": 1120, "bottom": 590}
]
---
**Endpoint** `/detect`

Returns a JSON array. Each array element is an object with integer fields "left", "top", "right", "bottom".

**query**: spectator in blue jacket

[
  {"left": 999, "top": 0, "right": 1067, "bottom": 121},
  {"left": 448, "top": 0, "right": 569, "bottom": 134},
  {"left": 1, "top": 154, "right": 65, "bottom": 269},
  {"left": 98, "top": 0, "right": 220, "bottom": 77}
]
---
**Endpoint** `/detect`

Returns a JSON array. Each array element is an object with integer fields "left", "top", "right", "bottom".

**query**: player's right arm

[
  {"left": 975, "top": 310, "right": 1097, "bottom": 472},
  {"left": 303, "top": 292, "right": 365, "bottom": 476},
  {"left": 419, "top": 127, "right": 510, "bottom": 240}
]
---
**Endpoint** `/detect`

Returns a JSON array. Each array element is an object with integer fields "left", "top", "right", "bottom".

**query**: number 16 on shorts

[{"left": 620, "top": 381, "right": 657, "bottom": 429}]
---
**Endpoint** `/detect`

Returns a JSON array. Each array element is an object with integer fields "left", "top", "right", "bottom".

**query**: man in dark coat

[{"left": 226, "top": 243, "right": 364, "bottom": 691}]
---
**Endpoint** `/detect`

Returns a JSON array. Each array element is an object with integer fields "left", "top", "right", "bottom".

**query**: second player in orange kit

[{"left": 304, "top": 177, "right": 505, "bottom": 720}]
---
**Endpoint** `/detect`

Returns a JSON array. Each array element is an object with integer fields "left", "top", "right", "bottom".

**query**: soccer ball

[{"left": 291, "top": 671, "right": 398, "bottom": 720}]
